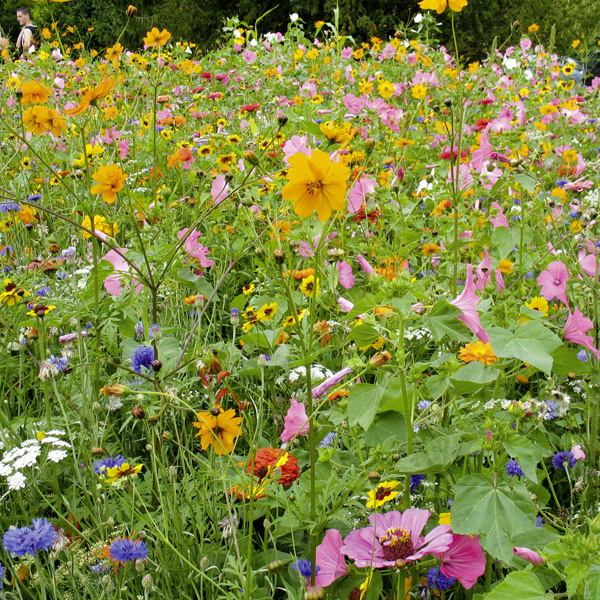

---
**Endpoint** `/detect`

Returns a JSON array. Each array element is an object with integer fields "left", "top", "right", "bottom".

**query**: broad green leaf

[
  {"left": 566, "top": 562, "right": 589, "bottom": 599},
  {"left": 379, "top": 377, "right": 406, "bottom": 413},
  {"left": 346, "top": 293, "right": 381, "bottom": 318},
  {"left": 395, "top": 433, "right": 462, "bottom": 475},
  {"left": 347, "top": 383, "right": 384, "bottom": 430},
  {"left": 347, "top": 324, "right": 381, "bottom": 348},
  {"left": 424, "top": 300, "right": 470, "bottom": 342},
  {"left": 503, "top": 434, "right": 552, "bottom": 484},
  {"left": 452, "top": 474, "right": 537, "bottom": 561},
  {"left": 450, "top": 361, "right": 498, "bottom": 395},
  {"left": 482, "top": 571, "right": 550, "bottom": 600},
  {"left": 425, "top": 374, "right": 449, "bottom": 400},
  {"left": 586, "top": 572, "right": 600, "bottom": 600},
  {"left": 551, "top": 345, "right": 590, "bottom": 377},
  {"left": 514, "top": 173, "right": 537, "bottom": 193},
  {"left": 364, "top": 412, "right": 406, "bottom": 450},
  {"left": 489, "top": 321, "right": 562, "bottom": 375},
  {"left": 492, "top": 227, "right": 520, "bottom": 260}
]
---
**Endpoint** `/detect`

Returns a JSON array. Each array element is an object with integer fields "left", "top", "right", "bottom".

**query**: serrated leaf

[
  {"left": 450, "top": 361, "right": 498, "bottom": 395},
  {"left": 347, "top": 383, "right": 384, "bottom": 430},
  {"left": 424, "top": 300, "right": 470, "bottom": 342},
  {"left": 484, "top": 571, "right": 550, "bottom": 600},
  {"left": 566, "top": 562, "right": 589, "bottom": 599}
]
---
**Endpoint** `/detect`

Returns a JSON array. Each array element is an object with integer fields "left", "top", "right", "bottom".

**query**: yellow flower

[
  {"left": 282, "top": 149, "right": 350, "bottom": 221},
  {"left": 439, "top": 512, "right": 452, "bottom": 526},
  {"left": 570, "top": 220, "right": 583, "bottom": 233},
  {"left": 299, "top": 275, "right": 319, "bottom": 297},
  {"left": 90, "top": 164, "right": 127, "bottom": 204},
  {"left": 497, "top": 259, "right": 513, "bottom": 274},
  {"left": 458, "top": 341, "right": 498, "bottom": 365},
  {"left": 418, "top": 0, "right": 468, "bottom": 13},
  {"left": 366, "top": 480, "right": 401, "bottom": 508},
  {"left": 105, "top": 462, "right": 143, "bottom": 483},
  {"left": 256, "top": 302, "right": 279, "bottom": 322},
  {"left": 193, "top": 407, "right": 242, "bottom": 455},
  {"left": 528, "top": 24, "right": 539, "bottom": 32},
  {"left": 20, "top": 80, "right": 52, "bottom": 106},
  {"left": 378, "top": 80, "right": 394, "bottom": 98},
  {"left": 525, "top": 296, "right": 549, "bottom": 317},
  {"left": 572, "top": 39, "right": 581, "bottom": 49},
  {"left": 81, "top": 215, "right": 118, "bottom": 239},
  {"left": 411, "top": 84, "right": 428, "bottom": 99},
  {"left": 319, "top": 121, "right": 356, "bottom": 149},
  {"left": 242, "top": 283, "right": 255, "bottom": 295},
  {"left": 144, "top": 27, "right": 171, "bottom": 48},
  {"left": 65, "top": 77, "right": 115, "bottom": 116},
  {"left": 0, "top": 279, "right": 30, "bottom": 306},
  {"left": 421, "top": 243, "right": 440, "bottom": 256},
  {"left": 281, "top": 309, "right": 308, "bottom": 328}
]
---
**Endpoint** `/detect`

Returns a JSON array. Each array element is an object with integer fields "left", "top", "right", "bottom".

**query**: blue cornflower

[
  {"left": 426, "top": 567, "right": 456, "bottom": 591},
  {"left": 0, "top": 202, "right": 22, "bottom": 214},
  {"left": 0, "top": 562, "right": 4, "bottom": 588},
  {"left": 91, "top": 563, "right": 108, "bottom": 574},
  {"left": 555, "top": 179, "right": 568, "bottom": 188},
  {"left": 543, "top": 400, "right": 557, "bottom": 420},
  {"left": 292, "top": 559, "right": 319, "bottom": 580},
  {"left": 577, "top": 350, "right": 588, "bottom": 362},
  {"left": 417, "top": 400, "right": 431, "bottom": 411},
  {"left": 552, "top": 451, "right": 575, "bottom": 470},
  {"left": 536, "top": 516, "right": 544, "bottom": 527},
  {"left": 130, "top": 345, "right": 155, "bottom": 374},
  {"left": 505, "top": 459, "right": 524, "bottom": 477},
  {"left": 568, "top": 211, "right": 578, "bottom": 218},
  {"left": 27, "top": 194, "right": 42, "bottom": 202},
  {"left": 410, "top": 474, "right": 426, "bottom": 491},
  {"left": 319, "top": 432, "right": 337, "bottom": 448},
  {"left": 107, "top": 538, "right": 149, "bottom": 563},
  {"left": 3, "top": 518, "right": 56, "bottom": 557},
  {"left": 93, "top": 455, "right": 127, "bottom": 475},
  {"left": 48, "top": 355, "right": 69, "bottom": 373},
  {"left": 60, "top": 246, "right": 76, "bottom": 259},
  {"left": 35, "top": 286, "right": 52, "bottom": 297}
]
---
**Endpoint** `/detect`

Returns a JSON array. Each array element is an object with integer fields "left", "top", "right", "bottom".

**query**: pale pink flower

[
  {"left": 563, "top": 307, "right": 600, "bottom": 359},
  {"left": 336, "top": 261, "right": 355, "bottom": 289},
  {"left": 101, "top": 249, "right": 143, "bottom": 297},
  {"left": 357, "top": 255, "right": 375, "bottom": 275},
  {"left": 513, "top": 547, "right": 543, "bottom": 564},
  {"left": 537, "top": 261, "right": 569, "bottom": 307},
  {"left": 489, "top": 201, "right": 509, "bottom": 228},
  {"left": 211, "top": 175, "right": 229, "bottom": 206},
  {"left": 177, "top": 228, "right": 215, "bottom": 269},
  {"left": 475, "top": 247, "right": 491, "bottom": 291},
  {"left": 348, "top": 177, "right": 377, "bottom": 214},
  {"left": 312, "top": 367, "right": 353, "bottom": 399},
  {"left": 451, "top": 265, "right": 489, "bottom": 343},
  {"left": 570, "top": 444, "right": 586, "bottom": 461},
  {"left": 281, "top": 398, "right": 309, "bottom": 442},
  {"left": 314, "top": 530, "right": 349, "bottom": 587},
  {"left": 337, "top": 297, "right": 354, "bottom": 312}
]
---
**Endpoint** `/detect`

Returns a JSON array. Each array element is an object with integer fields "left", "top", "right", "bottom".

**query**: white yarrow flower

[
  {"left": 47, "top": 450, "right": 68, "bottom": 463},
  {"left": 7, "top": 472, "right": 26, "bottom": 490}
]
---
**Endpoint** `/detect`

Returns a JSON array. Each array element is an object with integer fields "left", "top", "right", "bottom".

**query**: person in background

[{"left": 15, "top": 6, "right": 38, "bottom": 58}]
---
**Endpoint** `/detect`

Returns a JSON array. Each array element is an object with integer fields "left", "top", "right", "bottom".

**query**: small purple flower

[
  {"left": 93, "top": 455, "right": 127, "bottom": 475},
  {"left": 3, "top": 518, "right": 56, "bottom": 557},
  {"left": 552, "top": 451, "right": 575, "bottom": 470},
  {"left": 319, "top": 432, "right": 337, "bottom": 448},
  {"left": 505, "top": 459, "right": 524, "bottom": 477},
  {"left": 410, "top": 474, "right": 426, "bottom": 491},
  {"left": 130, "top": 345, "right": 155, "bottom": 374},
  {"left": 293, "top": 559, "right": 320, "bottom": 580},
  {"left": 535, "top": 516, "right": 544, "bottom": 527},
  {"left": 426, "top": 567, "right": 456, "bottom": 591},
  {"left": 107, "top": 538, "right": 149, "bottom": 563}
]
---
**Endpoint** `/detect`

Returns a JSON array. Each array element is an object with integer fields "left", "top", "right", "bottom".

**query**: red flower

[
  {"left": 247, "top": 447, "right": 300, "bottom": 485},
  {"left": 240, "top": 102, "right": 260, "bottom": 112}
]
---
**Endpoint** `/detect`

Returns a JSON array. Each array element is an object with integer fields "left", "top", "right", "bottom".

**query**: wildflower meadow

[{"left": 1, "top": 1, "right": 600, "bottom": 598}]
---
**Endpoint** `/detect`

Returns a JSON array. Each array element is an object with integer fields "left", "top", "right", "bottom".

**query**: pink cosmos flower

[
  {"left": 283, "top": 135, "right": 311, "bottom": 164},
  {"left": 451, "top": 265, "right": 490, "bottom": 343},
  {"left": 563, "top": 306, "right": 600, "bottom": 359},
  {"left": 314, "top": 530, "right": 349, "bottom": 587},
  {"left": 340, "top": 509, "right": 452, "bottom": 569},
  {"left": 513, "top": 547, "right": 543, "bottom": 564},
  {"left": 489, "top": 201, "right": 509, "bottom": 228},
  {"left": 348, "top": 176, "right": 377, "bottom": 214},
  {"left": 177, "top": 228, "right": 215, "bottom": 269},
  {"left": 211, "top": 175, "right": 229, "bottom": 206},
  {"left": 571, "top": 444, "right": 586, "bottom": 461},
  {"left": 281, "top": 398, "right": 309, "bottom": 442},
  {"left": 312, "top": 366, "right": 353, "bottom": 399},
  {"left": 101, "top": 249, "right": 143, "bottom": 297},
  {"left": 337, "top": 261, "right": 355, "bottom": 289},
  {"left": 436, "top": 534, "right": 486, "bottom": 589},
  {"left": 357, "top": 255, "right": 375, "bottom": 275},
  {"left": 537, "top": 261, "right": 569, "bottom": 307}
]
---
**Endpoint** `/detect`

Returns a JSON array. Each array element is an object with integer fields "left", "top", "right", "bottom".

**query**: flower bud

[
  {"left": 99, "top": 384, "right": 130, "bottom": 397},
  {"left": 243, "top": 150, "right": 259, "bottom": 165},
  {"left": 126, "top": 5, "right": 138, "bottom": 17},
  {"left": 200, "top": 557, "right": 210, "bottom": 570},
  {"left": 273, "top": 248, "right": 286, "bottom": 264},
  {"left": 257, "top": 354, "right": 269, "bottom": 368},
  {"left": 278, "top": 115, "right": 289, "bottom": 126},
  {"left": 369, "top": 351, "right": 391, "bottom": 367},
  {"left": 135, "top": 558, "right": 146, "bottom": 572},
  {"left": 132, "top": 404, "right": 145, "bottom": 419},
  {"left": 91, "top": 447, "right": 105, "bottom": 457},
  {"left": 152, "top": 359, "right": 162, "bottom": 372},
  {"left": 267, "top": 559, "right": 284, "bottom": 573},
  {"left": 161, "top": 430, "right": 172, "bottom": 441},
  {"left": 230, "top": 307, "right": 240, "bottom": 326},
  {"left": 305, "top": 586, "right": 326, "bottom": 600},
  {"left": 368, "top": 471, "right": 381, "bottom": 483},
  {"left": 142, "top": 574, "right": 153, "bottom": 590},
  {"left": 255, "top": 246, "right": 265, "bottom": 257}
]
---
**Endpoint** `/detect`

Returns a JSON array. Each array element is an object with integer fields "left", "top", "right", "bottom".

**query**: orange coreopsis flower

[
  {"left": 65, "top": 77, "right": 116, "bottom": 116},
  {"left": 282, "top": 149, "right": 350, "bottom": 221},
  {"left": 144, "top": 27, "right": 171, "bottom": 48},
  {"left": 20, "top": 80, "right": 52, "bottom": 106},
  {"left": 247, "top": 447, "right": 300, "bottom": 485},
  {"left": 46, "top": 108, "right": 67, "bottom": 136},
  {"left": 90, "top": 164, "right": 127, "bottom": 204},
  {"left": 22, "top": 106, "right": 52, "bottom": 135},
  {"left": 193, "top": 407, "right": 242, "bottom": 455},
  {"left": 419, "top": 0, "right": 468, "bottom": 13}
]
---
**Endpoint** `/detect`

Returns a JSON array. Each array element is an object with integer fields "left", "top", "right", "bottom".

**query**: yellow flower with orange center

[
  {"left": 91, "top": 164, "right": 127, "bottom": 204},
  {"left": 421, "top": 243, "right": 440, "bottom": 257},
  {"left": 144, "top": 27, "right": 171, "bottom": 48},
  {"left": 192, "top": 407, "right": 242, "bottom": 455},
  {"left": 458, "top": 341, "right": 498, "bottom": 365},
  {"left": 282, "top": 149, "right": 350, "bottom": 221}
]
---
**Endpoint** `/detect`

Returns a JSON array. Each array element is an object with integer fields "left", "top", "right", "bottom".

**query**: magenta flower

[
  {"left": 578, "top": 242, "right": 599, "bottom": 279},
  {"left": 101, "top": 249, "right": 143, "bottom": 297},
  {"left": 435, "top": 534, "right": 486, "bottom": 589},
  {"left": 340, "top": 509, "right": 452, "bottom": 568},
  {"left": 451, "top": 265, "right": 489, "bottom": 343},
  {"left": 563, "top": 306, "right": 600, "bottom": 359},
  {"left": 513, "top": 547, "right": 543, "bottom": 564},
  {"left": 537, "top": 261, "right": 569, "bottom": 307},
  {"left": 281, "top": 398, "right": 309, "bottom": 442},
  {"left": 337, "top": 261, "right": 355, "bottom": 289},
  {"left": 489, "top": 201, "right": 509, "bottom": 228},
  {"left": 357, "top": 255, "right": 375, "bottom": 275},
  {"left": 211, "top": 175, "right": 229, "bottom": 206},
  {"left": 494, "top": 269, "right": 505, "bottom": 293},
  {"left": 314, "top": 529, "right": 349, "bottom": 587},
  {"left": 312, "top": 366, "right": 353, "bottom": 399}
]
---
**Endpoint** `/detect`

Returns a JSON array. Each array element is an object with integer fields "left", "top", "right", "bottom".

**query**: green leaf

[
  {"left": 452, "top": 474, "right": 537, "bottom": 561},
  {"left": 347, "top": 324, "right": 381, "bottom": 348},
  {"left": 586, "top": 572, "right": 600, "bottom": 600},
  {"left": 489, "top": 321, "right": 563, "bottom": 375},
  {"left": 482, "top": 571, "right": 550, "bottom": 600},
  {"left": 551, "top": 345, "right": 590, "bottom": 377},
  {"left": 503, "top": 435, "right": 552, "bottom": 484},
  {"left": 450, "top": 361, "right": 498, "bottom": 395},
  {"left": 491, "top": 227, "right": 521, "bottom": 260},
  {"left": 425, "top": 374, "right": 449, "bottom": 400},
  {"left": 424, "top": 300, "right": 470, "bottom": 342},
  {"left": 346, "top": 293, "right": 381, "bottom": 319},
  {"left": 514, "top": 173, "right": 537, "bottom": 193},
  {"left": 363, "top": 412, "right": 406, "bottom": 450},
  {"left": 394, "top": 433, "right": 462, "bottom": 475},
  {"left": 379, "top": 377, "right": 406, "bottom": 413},
  {"left": 565, "top": 562, "right": 589, "bottom": 599},
  {"left": 347, "top": 383, "right": 384, "bottom": 430}
]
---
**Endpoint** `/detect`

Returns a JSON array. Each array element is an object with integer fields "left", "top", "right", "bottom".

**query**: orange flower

[
  {"left": 20, "top": 80, "right": 51, "bottom": 106},
  {"left": 193, "top": 407, "right": 242, "bottom": 455},
  {"left": 91, "top": 164, "right": 127, "bottom": 204},
  {"left": 458, "top": 341, "right": 498, "bottom": 365},
  {"left": 247, "top": 447, "right": 300, "bottom": 485},
  {"left": 65, "top": 77, "right": 115, "bottom": 116},
  {"left": 21, "top": 106, "right": 62, "bottom": 135},
  {"left": 46, "top": 108, "right": 67, "bottom": 136},
  {"left": 144, "top": 27, "right": 171, "bottom": 48}
]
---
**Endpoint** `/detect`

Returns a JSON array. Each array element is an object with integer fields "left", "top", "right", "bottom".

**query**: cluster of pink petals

[
  {"left": 488, "top": 201, "right": 509, "bottom": 228},
  {"left": 578, "top": 241, "right": 599, "bottom": 280},
  {"left": 563, "top": 306, "right": 600, "bottom": 359},
  {"left": 101, "top": 249, "right": 144, "bottom": 297},
  {"left": 280, "top": 398, "right": 309, "bottom": 442},
  {"left": 177, "top": 228, "right": 215, "bottom": 269},
  {"left": 537, "top": 261, "right": 569, "bottom": 307},
  {"left": 451, "top": 265, "right": 490, "bottom": 343}
]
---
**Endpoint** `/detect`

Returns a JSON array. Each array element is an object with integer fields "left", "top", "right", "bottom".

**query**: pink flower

[
  {"left": 336, "top": 261, "right": 355, "bottom": 289},
  {"left": 211, "top": 175, "right": 229, "bottom": 206},
  {"left": 348, "top": 176, "right": 377, "bottom": 214},
  {"left": 563, "top": 307, "right": 600, "bottom": 359},
  {"left": 513, "top": 547, "right": 543, "bottom": 564},
  {"left": 537, "top": 261, "right": 569, "bottom": 307},
  {"left": 451, "top": 265, "right": 489, "bottom": 343},
  {"left": 283, "top": 135, "right": 311, "bottom": 164},
  {"left": 437, "top": 534, "right": 486, "bottom": 589},
  {"left": 489, "top": 202, "right": 509, "bottom": 228},
  {"left": 571, "top": 444, "right": 586, "bottom": 461},
  {"left": 101, "top": 249, "right": 143, "bottom": 297},
  {"left": 242, "top": 50, "right": 257, "bottom": 64},
  {"left": 177, "top": 228, "right": 215, "bottom": 269},
  {"left": 494, "top": 269, "right": 505, "bottom": 293},
  {"left": 281, "top": 398, "right": 309, "bottom": 442},
  {"left": 357, "top": 255, "right": 375, "bottom": 275},
  {"left": 314, "top": 530, "right": 349, "bottom": 587},
  {"left": 578, "top": 243, "right": 599, "bottom": 279},
  {"left": 337, "top": 297, "right": 354, "bottom": 313},
  {"left": 341, "top": 510, "right": 452, "bottom": 569},
  {"left": 312, "top": 367, "right": 353, "bottom": 399},
  {"left": 475, "top": 247, "right": 491, "bottom": 291}
]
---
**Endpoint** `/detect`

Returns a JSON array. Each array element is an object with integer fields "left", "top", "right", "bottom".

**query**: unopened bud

[
  {"left": 365, "top": 138, "right": 376, "bottom": 151},
  {"left": 200, "top": 557, "right": 210, "bottom": 570},
  {"left": 368, "top": 471, "right": 381, "bottom": 483},
  {"left": 99, "top": 384, "right": 129, "bottom": 397},
  {"left": 305, "top": 586, "right": 326, "bottom": 600},
  {"left": 152, "top": 359, "right": 162, "bottom": 372},
  {"left": 267, "top": 559, "right": 284, "bottom": 573},
  {"left": 273, "top": 248, "right": 286, "bottom": 264},
  {"left": 132, "top": 404, "right": 145, "bottom": 419},
  {"left": 142, "top": 574, "right": 153, "bottom": 590},
  {"left": 243, "top": 150, "right": 259, "bottom": 165},
  {"left": 91, "top": 447, "right": 105, "bottom": 457},
  {"left": 255, "top": 246, "right": 265, "bottom": 257},
  {"left": 278, "top": 115, "right": 289, "bottom": 126},
  {"left": 161, "top": 430, "right": 172, "bottom": 441},
  {"left": 135, "top": 558, "right": 146, "bottom": 572},
  {"left": 369, "top": 351, "right": 391, "bottom": 367},
  {"left": 126, "top": 5, "right": 138, "bottom": 17}
]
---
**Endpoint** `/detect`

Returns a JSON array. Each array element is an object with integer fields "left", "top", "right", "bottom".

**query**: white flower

[
  {"left": 47, "top": 450, "right": 68, "bottom": 463},
  {"left": 290, "top": 13, "right": 299, "bottom": 22},
  {"left": 45, "top": 429, "right": 66, "bottom": 436},
  {"left": 414, "top": 13, "right": 423, "bottom": 23},
  {"left": 39, "top": 360, "right": 59, "bottom": 381},
  {"left": 13, "top": 447, "right": 41, "bottom": 470},
  {"left": 7, "top": 472, "right": 26, "bottom": 490},
  {"left": 0, "top": 463, "right": 13, "bottom": 476}
]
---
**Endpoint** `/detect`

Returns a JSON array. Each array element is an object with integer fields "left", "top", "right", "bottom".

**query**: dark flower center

[
  {"left": 380, "top": 527, "right": 415, "bottom": 562},
  {"left": 306, "top": 181, "right": 323, "bottom": 195},
  {"left": 375, "top": 486, "right": 392, "bottom": 501}
]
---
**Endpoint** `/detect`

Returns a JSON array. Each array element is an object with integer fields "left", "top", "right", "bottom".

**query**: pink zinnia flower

[
  {"left": 281, "top": 398, "right": 309, "bottom": 442},
  {"left": 513, "top": 547, "right": 543, "bottom": 564},
  {"left": 451, "top": 265, "right": 489, "bottom": 343},
  {"left": 537, "top": 261, "right": 569, "bottom": 307},
  {"left": 340, "top": 509, "right": 452, "bottom": 569},
  {"left": 436, "top": 534, "right": 486, "bottom": 589},
  {"left": 563, "top": 306, "right": 600, "bottom": 359},
  {"left": 314, "top": 530, "right": 349, "bottom": 587}
]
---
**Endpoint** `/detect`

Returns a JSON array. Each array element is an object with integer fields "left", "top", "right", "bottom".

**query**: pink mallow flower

[
  {"left": 177, "top": 228, "right": 215, "bottom": 269},
  {"left": 357, "top": 254, "right": 375, "bottom": 275},
  {"left": 314, "top": 529, "right": 349, "bottom": 587},
  {"left": 348, "top": 176, "right": 377, "bottom": 214},
  {"left": 101, "top": 249, "right": 143, "bottom": 297},
  {"left": 340, "top": 509, "right": 452, "bottom": 569},
  {"left": 489, "top": 201, "right": 509, "bottom": 228},
  {"left": 451, "top": 264, "right": 490, "bottom": 343},
  {"left": 281, "top": 398, "right": 309, "bottom": 442},
  {"left": 513, "top": 547, "right": 543, "bottom": 564},
  {"left": 312, "top": 366, "right": 353, "bottom": 399},
  {"left": 563, "top": 306, "right": 600, "bottom": 359},
  {"left": 571, "top": 444, "right": 586, "bottom": 461},
  {"left": 537, "top": 261, "right": 569, "bottom": 307},
  {"left": 336, "top": 261, "right": 355, "bottom": 289},
  {"left": 434, "top": 534, "right": 486, "bottom": 589}
]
